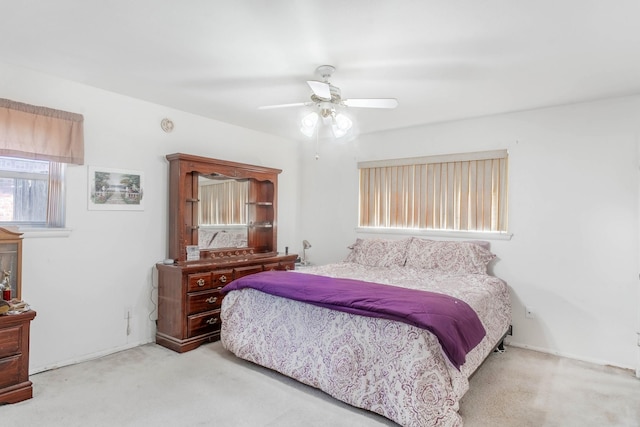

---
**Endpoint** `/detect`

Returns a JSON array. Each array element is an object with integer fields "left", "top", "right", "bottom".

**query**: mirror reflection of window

[
  {"left": 198, "top": 177, "right": 249, "bottom": 249},
  {"left": 198, "top": 178, "right": 248, "bottom": 225}
]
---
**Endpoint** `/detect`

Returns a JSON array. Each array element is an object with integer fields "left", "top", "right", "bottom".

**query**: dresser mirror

[
  {"left": 166, "top": 153, "right": 281, "bottom": 262},
  {"left": 197, "top": 175, "right": 249, "bottom": 250}
]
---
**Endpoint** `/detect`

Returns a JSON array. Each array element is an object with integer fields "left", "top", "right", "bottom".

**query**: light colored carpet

[
  {"left": 460, "top": 346, "right": 640, "bottom": 427},
  {"left": 3, "top": 342, "right": 639, "bottom": 426}
]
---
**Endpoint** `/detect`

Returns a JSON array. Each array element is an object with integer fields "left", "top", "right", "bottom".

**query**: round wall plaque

[{"left": 161, "top": 118, "right": 174, "bottom": 133}]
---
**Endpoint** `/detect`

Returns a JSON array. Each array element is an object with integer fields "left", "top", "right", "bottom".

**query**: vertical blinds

[
  {"left": 199, "top": 180, "right": 248, "bottom": 225},
  {"left": 358, "top": 150, "right": 508, "bottom": 232}
]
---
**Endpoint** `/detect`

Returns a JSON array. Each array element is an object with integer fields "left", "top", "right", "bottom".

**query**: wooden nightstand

[{"left": 0, "top": 310, "right": 36, "bottom": 404}]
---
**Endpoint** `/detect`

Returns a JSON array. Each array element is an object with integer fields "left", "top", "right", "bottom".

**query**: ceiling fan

[{"left": 259, "top": 65, "right": 398, "bottom": 138}]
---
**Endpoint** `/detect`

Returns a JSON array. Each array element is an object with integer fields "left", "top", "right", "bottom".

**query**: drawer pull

[
  {"left": 206, "top": 318, "right": 218, "bottom": 325},
  {"left": 285, "top": 265, "right": 291, "bottom": 270},
  {"left": 219, "top": 275, "right": 227, "bottom": 283},
  {"left": 196, "top": 278, "right": 206, "bottom": 287},
  {"left": 215, "top": 286, "right": 223, "bottom": 291},
  {"left": 206, "top": 296, "right": 218, "bottom": 304}
]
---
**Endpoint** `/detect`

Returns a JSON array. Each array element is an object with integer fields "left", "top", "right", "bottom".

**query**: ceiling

[{"left": 1, "top": 1, "right": 640, "bottom": 141}]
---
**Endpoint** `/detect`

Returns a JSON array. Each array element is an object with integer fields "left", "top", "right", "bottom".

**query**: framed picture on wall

[{"left": 88, "top": 166, "right": 144, "bottom": 211}]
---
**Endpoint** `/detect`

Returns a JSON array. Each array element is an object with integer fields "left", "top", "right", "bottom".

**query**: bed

[{"left": 220, "top": 237, "right": 512, "bottom": 427}]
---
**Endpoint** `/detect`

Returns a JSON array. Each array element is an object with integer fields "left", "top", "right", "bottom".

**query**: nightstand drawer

[
  {"left": 0, "top": 354, "right": 21, "bottom": 389},
  {"left": 187, "top": 310, "right": 221, "bottom": 338},
  {"left": 0, "top": 325, "right": 21, "bottom": 359},
  {"left": 187, "top": 289, "right": 223, "bottom": 315}
]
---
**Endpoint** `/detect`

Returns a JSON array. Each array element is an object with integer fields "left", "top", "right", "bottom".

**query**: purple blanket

[{"left": 222, "top": 271, "right": 485, "bottom": 369}]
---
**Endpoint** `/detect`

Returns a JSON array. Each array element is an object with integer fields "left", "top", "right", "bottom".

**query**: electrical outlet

[{"left": 525, "top": 307, "right": 534, "bottom": 319}]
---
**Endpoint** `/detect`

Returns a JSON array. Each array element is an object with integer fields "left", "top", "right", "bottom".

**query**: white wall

[
  {"left": 299, "top": 96, "right": 640, "bottom": 371},
  {"left": 0, "top": 62, "right": 300, "bottom": 372}
]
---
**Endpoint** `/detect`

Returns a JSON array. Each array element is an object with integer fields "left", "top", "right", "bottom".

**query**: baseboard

[
  {"left": 505, "top": 340, "right": 637, "bottom": 374},
  {"left": 30, "top": 338, "right": 155, "bottom": 375}
]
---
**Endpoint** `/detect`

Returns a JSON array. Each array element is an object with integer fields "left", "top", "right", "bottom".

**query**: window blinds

[
  {"left": 358, "top": 150, "right": 508, "bottom": 232},
  {"left": 199, "top": 180, "right": 248, "bottom": 225}
]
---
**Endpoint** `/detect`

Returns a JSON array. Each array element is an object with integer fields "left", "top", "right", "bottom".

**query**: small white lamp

[{"left": 302, "top": 240, "right": 312, "bottom": 265}]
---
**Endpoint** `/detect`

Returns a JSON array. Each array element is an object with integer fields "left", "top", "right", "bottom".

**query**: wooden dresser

[
  {"left": 156, "top": 254, "right": 296, "bottom": 352},
  {"left": 156, "top": 153, "right": 297, "bottom": 352},
  {"left": 0, "top": 310, "right": 36, "bottom": 404}
]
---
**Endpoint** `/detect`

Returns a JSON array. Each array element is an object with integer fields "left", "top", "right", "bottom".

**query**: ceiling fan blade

[
  {"left": 307, "top": 80, "right": 331, "bottom": 99},
  {"left": 343, "top": 98, "right": 399, "bottom": 109},
  {"left": 258, "top": 102, "right": 310, "bottom": 110}
]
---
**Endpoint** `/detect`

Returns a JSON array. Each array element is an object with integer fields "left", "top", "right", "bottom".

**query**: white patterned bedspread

[{"left": 221, "top": 262, "right": 511, "bottom": 427}]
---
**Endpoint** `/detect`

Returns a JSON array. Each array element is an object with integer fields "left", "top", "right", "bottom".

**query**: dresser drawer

[
  {"left": 0, "top": 325, "right": 21, "bottom": 359},
  {"left": 264, "top": 261, "right": 295, "bottom": 271},
  {"left": 187, "top": 273, "right": 212, "bottom": 292},
  {"left": 187, "top": 269, "right": 232, "bottom": 292},
  {"left": 212, "top": 270, "right": 233, "bottom": 287},
  {"left": 0, "top": 354, "right": 21, "bottom": 389},
  {"left": 234, "top": 265, "right": 263, "bottom": 279},
  {"left": 280, "top": 261, "right": 295, "bottom": 271},
  {"left": 187, "top": 310, "right": 221, "bottom": 338},
  {"left": 263, "top": 262, "right": 280, "bottom": 271},
  {"left": 186, "top": 289, "right": 223, "bottom": 315}
]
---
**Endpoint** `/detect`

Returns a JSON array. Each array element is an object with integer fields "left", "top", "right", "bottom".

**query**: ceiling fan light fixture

[
  {"left": 261, "top": 65, "right": 398, "bottom": 139},
  {"left": 334, "top": 113, "right": 352, "bottom": 131},
  {"left": 331, "top": 112, "right": 352, "bottom": 138},
  {"left": 300, "top": 112, "right": 319, "bottom": 137}
]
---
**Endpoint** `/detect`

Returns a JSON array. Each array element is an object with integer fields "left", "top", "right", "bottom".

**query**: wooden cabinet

[
  {"left": 157, "top": 153, "right": 297, "bottom": 352},
  {"left": 156, "top": 255, "right": 296, "bottom": 352},
  {"left": 0, "top": 310, "right": 36, "bottom": 404},
  {"left": 0, "top": 227, "right": 23, "bottom": 300}
]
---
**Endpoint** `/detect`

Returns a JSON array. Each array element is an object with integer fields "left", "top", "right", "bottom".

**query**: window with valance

[{"left": 0, "top": 98, "right": 85, "bottom": 227}]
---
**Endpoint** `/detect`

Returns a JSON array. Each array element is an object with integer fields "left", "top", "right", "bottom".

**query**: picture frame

[
  {"left": 186, "top": 245, "right": 200, "bottom": 261},
  {"left": 88, "top": 166, "right": 144, "bottom": 211}
]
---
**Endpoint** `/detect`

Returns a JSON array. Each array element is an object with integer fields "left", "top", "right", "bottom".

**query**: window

[
  {"left": 0, "top": 157, "right": 65, "bottom": 228},
  {"left": 0, "top": 98, "right": 84, "bottom": 230},
  {"left": 358, "top": 150, "right": 508, "bottom": 233}
]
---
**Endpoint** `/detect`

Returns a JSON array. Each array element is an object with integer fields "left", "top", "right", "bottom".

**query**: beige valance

[{"left": 0, "top": 98, "right": 84, "bottom": 165}]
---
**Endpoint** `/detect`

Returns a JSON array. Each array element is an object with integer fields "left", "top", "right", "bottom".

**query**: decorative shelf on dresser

[
  {"left": 0, "top": 310, "right": 37, "bottom": 404},
  {"left": 156, "top": 153, "right": 297, "bottom": 353}
]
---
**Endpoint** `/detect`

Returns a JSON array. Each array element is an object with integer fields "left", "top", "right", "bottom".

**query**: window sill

[
  {"left": 355, "top": 227, "right": 513, "bottom": 241},
  {"left": 16, "top": 227, "right": 73, "bottom": 238}
]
